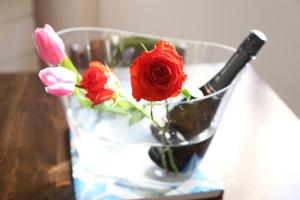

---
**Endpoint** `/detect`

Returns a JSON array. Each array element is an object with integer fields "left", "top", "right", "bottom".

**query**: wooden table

[
  {"left": 0, "top": 68, "right": 299, "bottom": 200},
  {"left": 0, "top": 73, "right": 73, "bottom": 200}
]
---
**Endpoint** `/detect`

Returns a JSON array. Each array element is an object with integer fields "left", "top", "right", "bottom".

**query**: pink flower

[
  {"left": 33, "top": 24, "right": 65, "bottom": 65},
  {"left": 39, "top": 67, "right": 76, "bottom": 96}
]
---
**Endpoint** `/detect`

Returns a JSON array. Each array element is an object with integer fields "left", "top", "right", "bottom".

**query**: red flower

[
  {"left": 80, "top": 61, "right": 116, "bottom": 105},
  {"left": 130, "top": 40, "right": 187, "bottom": 101}
]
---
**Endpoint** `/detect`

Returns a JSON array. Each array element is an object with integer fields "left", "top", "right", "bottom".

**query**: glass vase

[{"left": 57, "top": 27, "right": 241, "bottom": 197}]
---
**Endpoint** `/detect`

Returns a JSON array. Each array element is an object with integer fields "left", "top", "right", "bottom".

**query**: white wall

[
  {"left": 0, "top": 0, "right": 38, "bottom": 73},
  {"left": 32, "top": 0, "right": 300, "bottom": 117},
  {"left": 97, "top": 0, "right": 300, "bottom": 118},
  {"left": 34, "top": 0, "right": 99, "bottom": 30}
]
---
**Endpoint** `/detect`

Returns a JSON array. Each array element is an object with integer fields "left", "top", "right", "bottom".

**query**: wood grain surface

[
  {"left": 0, "top": 73, "right": 74, "bottom": 200},
  {"left": 1, "top": 69, "right": 299, "bottom": 200},
  {"left": 0, "top": 73, "right": 223, "bottom": 200}
]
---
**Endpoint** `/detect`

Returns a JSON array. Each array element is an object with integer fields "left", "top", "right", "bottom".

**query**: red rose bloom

[
  {"left": 80, "top": 61, "right": 115, "bottom": 105},
  {"left": 130, "top": 40, "right": 187, "bottom": 101}
]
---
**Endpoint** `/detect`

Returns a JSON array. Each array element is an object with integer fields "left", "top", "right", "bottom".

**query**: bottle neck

[
  {"left": 200, "top": 30, "right": 266, "bottom": 96},
  {"left": 202, "top": 50, "right": 252, "bottom": 95}
]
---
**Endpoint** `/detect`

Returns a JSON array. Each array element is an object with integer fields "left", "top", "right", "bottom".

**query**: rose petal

[{"left": 130, "top": 40, "right": 186, "bottom": 101}]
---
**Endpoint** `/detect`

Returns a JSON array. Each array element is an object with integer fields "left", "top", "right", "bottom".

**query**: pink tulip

[
  {"left": 39, "top": 67, "right": 76, "bottom": 96},
  {"left": 33, "top": 24, "right": 65, "bottom": 65}
]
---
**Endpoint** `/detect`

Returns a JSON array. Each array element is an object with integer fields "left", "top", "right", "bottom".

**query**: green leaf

[
  {"left": 129, "top": 110, "right": 145, "bottom": 126},
  {"left": 94, "top": 102, "right": 128, "bottom": 115},
  {"left": 181, "top": 88, "right": 192, "bottom": 100},
  {"left": 76, "top": 95, "right": 135, "bottom": 115},
  {"left": 115, "top": 97, "right": 133, "bottom": 111},
  {"left": 73, "top": 88, "right": 92, "bottom": 108},
  {"left": 78, "top": 97, "right": 92, "bottom": 107},
  {"left": 140, "top": 42, "right": 149, "bottom": 52}
]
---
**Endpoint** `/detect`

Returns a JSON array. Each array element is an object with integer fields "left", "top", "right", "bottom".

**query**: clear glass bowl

[{"left": 57, "top": 27, "right": 240, "bottom": 196}]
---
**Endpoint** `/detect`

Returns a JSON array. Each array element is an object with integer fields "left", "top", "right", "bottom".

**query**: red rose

[
  {"left": 130, "top": 40, "right": 187, "bottom": 101},
  {"left": 80, "top": 61, "right": 116, "bottom": 105}
]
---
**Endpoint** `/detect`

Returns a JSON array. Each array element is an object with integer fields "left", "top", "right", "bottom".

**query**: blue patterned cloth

[{"left": 69, "top": 131, "right": 223, "bottom": 200}]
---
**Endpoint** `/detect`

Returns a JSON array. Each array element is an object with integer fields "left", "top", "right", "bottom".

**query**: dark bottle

[
  {"left": 169, "top": 30, "right": 267, "bottom": 139},
  {"left": 200, "top": 29, "right": 267, "bottom": 95},
  {"left": 149, "top": 30, "right": 267, "bottom": 172}
]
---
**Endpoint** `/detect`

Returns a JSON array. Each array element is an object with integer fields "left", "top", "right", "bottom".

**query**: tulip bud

[
  {"left": 33, "top": 24, "right": 65, "bottom": 65},
  {"left": 39, "top": 67, "right": 76, "bottom": 96}
]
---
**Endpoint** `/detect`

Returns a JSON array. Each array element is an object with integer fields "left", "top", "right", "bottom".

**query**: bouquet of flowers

[{"left": 33, "top": 24, "right": 198, "bottom": 173}]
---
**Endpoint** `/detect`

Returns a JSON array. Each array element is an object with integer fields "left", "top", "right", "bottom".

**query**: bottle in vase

[{"left": 149, "top": 30, "right": 267, "bottom": 172}]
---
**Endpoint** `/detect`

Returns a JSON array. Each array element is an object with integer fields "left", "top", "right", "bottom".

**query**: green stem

[
  {"left": 165, "top": 99, "right": 170, "bottom": 130},
  {"left": 165, "top": 142, "right": 179, "bottom": 174},
  {"left": 150, "top": 102, "right": 154, "bottom": 120},
  {"left": 160, "top": 132, "right": 169, "bottom": 172},
  {"left": 164, "top": 99, "right": 179, "bottom": 174},
  {"left": 60, "top": 55, "right": 82, "bottom": 84}
]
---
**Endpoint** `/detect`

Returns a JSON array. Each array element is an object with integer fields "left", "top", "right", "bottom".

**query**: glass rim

[
  {"left": 57, "top": 26, "right": 236, "bottom": 102},
  {"left": 116, "top": 85, "right": 230, "bottom": 106},
  {"left": 57, "top": 26, "right": 236, "bottom": 52}
]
